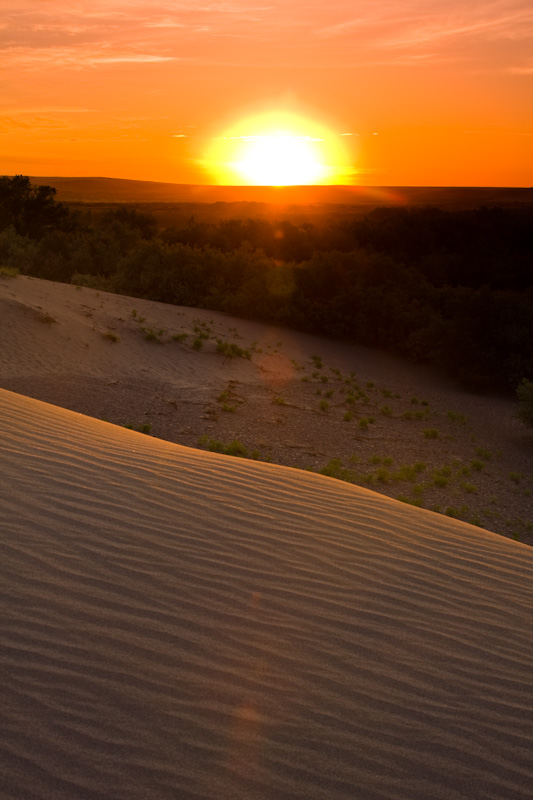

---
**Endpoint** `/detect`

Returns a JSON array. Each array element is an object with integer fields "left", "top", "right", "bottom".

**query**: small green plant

[
  {"left": 470, "top": 459, "right": 484, "bottom": 471},
  {"left": 375, "top": 467, "right": 390, "bottom": 483},
  {"left": 366, "top": 381, "right": 375, "bottom": 389},
  {"left": 102, "top": 330, "right": 119, "bottom": 342},
  {"left": 142, "top": 327, "right": 164, "bottom": 343},
  {"left": 216, "top": 339, "right": 251, "bottom": 361},
  {"left": 272, "top": 397, "right": 286, "bottom": 405},
  {"left": 423, "top": 428, "right": 439, "bottom": 439},
  {"left": 192, "top": 336, "right": 203, "bottom": 350},
  {"left": 475, "top": 446, "right": 492, "bottom": 460},
  {"left": 198, "top": 436, "right": 248, "bottom": 457},
  {"left": 380, "top": 405, "right": 393, "bottom": 417},
  {"left": 447, "top": 411, "right": 468, "bottom": 424},
  {"left": 319, "top": 399, "right": 330, "bottom": 412},
  {"left": 343, "top": 411, "right": 353, "bottom": 422},
  {"left": 131, "top": 309, "right": 137, "bottom": 318},
  {"left": 312, "top": 355, "right": 323, "bottom": 369},
  {"left": 358, "top": 418, "right": 369, "bottom": 430},
  {"left": 445, "top": 506, "right": 460, "bottom": 518},
  {"left": 461, "top": 482, "right": 478, "bottom": 494},
  {"left": 509, "top": 472, "right": 522, "bottom": 484},
  {"left": 225, "top": 440, "right": 248, "bottom": 457},
  {"left": 171, "top": 332, "right": 188, "bottom": 342},
  {"left": 123, "top": 422, "right": 152, "bottom": 434}
]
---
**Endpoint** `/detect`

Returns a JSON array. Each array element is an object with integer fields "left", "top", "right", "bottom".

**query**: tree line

[{"left": 2, "top": 175, "right": 533, "bottom": 391}]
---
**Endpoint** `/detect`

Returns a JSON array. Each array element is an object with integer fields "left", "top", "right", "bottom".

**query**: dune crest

[{"left": 1, "top": 388, "right": 532, "bottom": 799}]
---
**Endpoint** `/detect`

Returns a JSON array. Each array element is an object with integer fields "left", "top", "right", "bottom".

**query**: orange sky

[{"left": 1, "top": 0, "right": 532, "bottom": 186}]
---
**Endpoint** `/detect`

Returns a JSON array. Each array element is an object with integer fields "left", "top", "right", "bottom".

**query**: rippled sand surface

[{"left": 2, "top": 388, "right": 532, "bottom": 799}]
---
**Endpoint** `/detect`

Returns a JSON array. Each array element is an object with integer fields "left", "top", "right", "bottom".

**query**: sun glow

[{"left": 205, "top": 112, "right": 354, "bottom": 186}]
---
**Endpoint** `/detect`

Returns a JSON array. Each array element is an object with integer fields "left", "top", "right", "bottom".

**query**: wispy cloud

[
  {"left": 1, "top": 45, "right": 180, "bottom": 70},
  {"left": 315, "top": 1, "right": 533, "bottom": 42},
  {"left": 506, "top": 63, "right": 533, "bottom": 74}
]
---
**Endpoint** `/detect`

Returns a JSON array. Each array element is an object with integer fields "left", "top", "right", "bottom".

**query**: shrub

[
  {"left": 142, "top": 327, "right": 164, "bottom": 343},
  {"left": 216, "top": 339, "right": 251, "bottom": 360},
  {"left": 123, "top": 422, "right": 151, "bottom": 434},
  {"left": 225, "top": 440, "right": 248, "bottom": 457},
  {"left": 423, "top": 428, "right": 439, "bottom": 439},
  {"left": 102, "top": 331, "right": 119, "bottom": 342}
]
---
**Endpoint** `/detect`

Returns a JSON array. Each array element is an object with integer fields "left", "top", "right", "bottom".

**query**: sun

[
  {"left": 205, "top": 111, "right": 354, "bottom": 186},
  {"left": 235, "top": 133, "right": 327, "bottom": 185}
]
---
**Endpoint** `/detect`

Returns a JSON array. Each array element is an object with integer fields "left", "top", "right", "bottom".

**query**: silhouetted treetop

[{"left": 0, "top": 175, "right": 70, "bottom": 238}]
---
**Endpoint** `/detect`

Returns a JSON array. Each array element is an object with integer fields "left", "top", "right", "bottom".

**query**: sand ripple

[{"left": 1, "top": 389, "right": 533, "bottom": 799}]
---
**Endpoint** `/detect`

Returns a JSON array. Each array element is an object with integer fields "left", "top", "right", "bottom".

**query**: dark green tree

[{"left": 0, "top": 175, "right": 70, "bottom": 238}]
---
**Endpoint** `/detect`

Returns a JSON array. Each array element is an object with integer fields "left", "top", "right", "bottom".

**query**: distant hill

[{"left": 29, "top": 177, "right": 533, "bottom": 208}]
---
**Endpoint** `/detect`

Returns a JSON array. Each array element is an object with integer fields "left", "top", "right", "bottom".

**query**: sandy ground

[
  {"left": 1, "top": 274, "right": 531, "bottom": 544},
  {"left": 2, "top": 386, "right": 533, "bottom": 800}
]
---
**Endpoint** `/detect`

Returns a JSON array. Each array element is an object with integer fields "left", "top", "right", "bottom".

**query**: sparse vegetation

[
  {"left": 123, "top": 422, "right": 152, "bottom": 434},
  {"left": 215, "top": 339, "right": 251, "bottom": 361},
  {"left": 142, "top": 326, "right": 165, "bottom": 343},
  {"left": 198, "top": 436, "right": 249, "bottom": 458},
  {"left": 0, "top": 265, "right": 19, "bottom": 278}
]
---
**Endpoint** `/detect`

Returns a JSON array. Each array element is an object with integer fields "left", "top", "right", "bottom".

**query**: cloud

[
  {"left": 3, "top": 0, "right": 533, "bottom": 74},
  {"left": 314, "top": 1, "right": 533, "bottom": 50},
  {"left": 1, "top": 45, "right": 179, "bottom": 70},
  {"left": 507, "top": 64, "right": 533, "bottom": 74}
]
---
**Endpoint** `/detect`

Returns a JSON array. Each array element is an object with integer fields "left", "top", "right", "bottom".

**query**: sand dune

[
  {"left": 1, "top": 275, "right": 531, "bottom": 543},
  {"left": 1, "top": 387, "right": 533, "bottom": 799}
]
